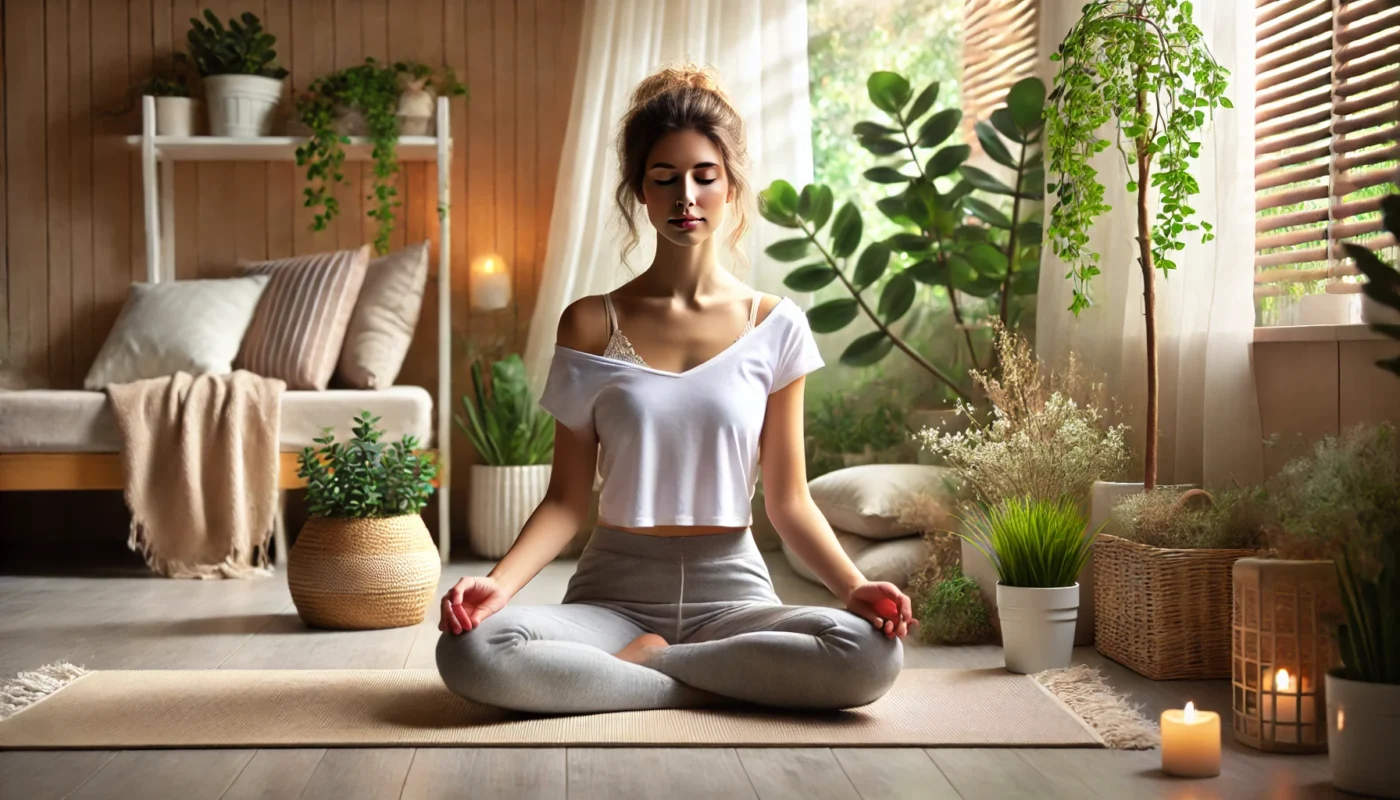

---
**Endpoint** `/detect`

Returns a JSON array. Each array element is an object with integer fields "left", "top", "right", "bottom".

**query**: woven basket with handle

[
  {"left": 1094, "top": 533, "right": 1260, "bottom": 680},
  {"left": 288, "top": 514, "right": 441, "bottom": 630}
]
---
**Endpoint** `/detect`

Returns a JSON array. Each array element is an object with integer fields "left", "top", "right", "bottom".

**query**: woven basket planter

[
  {"left": 288, "top": 515, "right": 441, "bottom": 630},
  {"left": 1094, "top": 534, "right": 1260, "bottom": 680}
]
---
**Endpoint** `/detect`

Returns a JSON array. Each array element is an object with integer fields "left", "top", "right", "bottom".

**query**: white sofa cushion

[{"left": 82, "top": 276, "right": 270, "bottom": 390}]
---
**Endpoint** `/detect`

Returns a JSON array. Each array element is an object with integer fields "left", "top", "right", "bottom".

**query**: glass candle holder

[
  {"left": 470, "top": 254, "right": 511, "bottom": 311},
  {"left": 1231, "top": 558, "right": 1341, "bottom": 753}
]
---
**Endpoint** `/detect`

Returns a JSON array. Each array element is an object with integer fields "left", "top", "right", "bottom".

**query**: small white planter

[
  {"left": 1362, "top": 294, "right": 1400, "bottom": 325},
  {"left": 155, "top": 97, "right": 197, "bottom": 136},
  {"left": 204, "top": 74, "right": 283, "bottom": 137},
  {"left": 1327, "top": 669, "right": 1400, "bottom": 798},
  {"left": 997, "top": 582, "right": 1079, "bottom": 674},
  {"left": 468, "top": 464, "right": 552, "bottom": 558}
]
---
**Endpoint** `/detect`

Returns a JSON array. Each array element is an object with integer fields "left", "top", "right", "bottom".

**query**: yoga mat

[{"left": 0, "top": 668, "right": 1105, "bottom": 749}]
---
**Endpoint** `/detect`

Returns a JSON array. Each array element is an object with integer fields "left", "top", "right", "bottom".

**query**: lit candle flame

[
  {"left": 1337, "top": 708, "right": 1345, "bottom": 731},
  {"left": 483, "top": 258, "right": 496, "bottom": 273},
  {"left": 1184, "top": 701, "right": 1196, "bottom": 722},
  {"left": 1276, "top": 668, "right": 1291, "bottom": 692}
]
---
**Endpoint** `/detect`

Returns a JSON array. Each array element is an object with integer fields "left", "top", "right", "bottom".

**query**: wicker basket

[
  {"left": 288, "top": 515, "right": 441, "bottom": 630},
  {"left": 1094, "top": 534, "right": 1260, "bottom": 680}
]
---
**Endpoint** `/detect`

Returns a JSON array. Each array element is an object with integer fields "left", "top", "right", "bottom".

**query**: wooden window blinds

[
  {"left": 1254, "top": 0, "right": 1400, "bottom": 307},
  {"left": 962, "top": 0, "right": 1039, "bottom": 151}
]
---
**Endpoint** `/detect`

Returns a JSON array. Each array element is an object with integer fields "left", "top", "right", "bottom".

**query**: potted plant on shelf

[
  {"left": 136, "top": 75, "right": 197, "bottom": 136},
  {"left": 289, "top": 412, "right": 441, "bottom": 630},
  {"left": 1096, "top": 486, "right": 1267, "bottom": 680},
  {"left": 955, "top": 496, "right": 1103, "bottom": 673},
  {"left": 294, "top": 58, "right": 467, "bottom": 255},
  {"left": 458, "top": 352, "right": 554, "bottom": 559},
  {"left": 1263, "top": 422, "right": 1400, "bottom": 798},
  {"left": 1044, "top": 0, "right": 1230, "bottom": 497},
  {"left": 181, "top": 10, "right": 288, "bottom": 137}
]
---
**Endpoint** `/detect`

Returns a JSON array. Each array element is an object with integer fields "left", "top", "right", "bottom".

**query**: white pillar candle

[
  {"left": 470, "top": 254, "right": 511, "bottom": 311},
  {"left": 1161, "top": 702, "right": 1221, "bottom": 778}
]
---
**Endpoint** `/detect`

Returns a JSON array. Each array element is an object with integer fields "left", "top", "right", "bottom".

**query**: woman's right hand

[{"left": 439, "top": 576, "right": 509, "bottom": 635}]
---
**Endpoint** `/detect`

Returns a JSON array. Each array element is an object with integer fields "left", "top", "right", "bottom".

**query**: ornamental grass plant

[{"left": 956, "top": 496, "right": 1101, "bottom": 589}]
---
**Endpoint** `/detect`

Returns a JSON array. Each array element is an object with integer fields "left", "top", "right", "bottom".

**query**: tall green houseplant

[
  {"left": 456, "top": 353, "right": 554, "bottom": 466},
  {"left": 759, "top": 74, "right": 1046, "bottom": 401},
  {"left": 1044, "top": 0, "right": 1230, "bottom": 490}
]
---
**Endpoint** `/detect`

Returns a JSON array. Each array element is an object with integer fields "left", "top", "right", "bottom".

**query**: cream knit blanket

[{"left": 106, "top": 371, "right": 285, "bottom": 579}]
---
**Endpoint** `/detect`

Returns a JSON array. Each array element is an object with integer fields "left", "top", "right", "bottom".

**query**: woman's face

[{"left": 639, "top": 129, "right": 734, "bottom": 247}]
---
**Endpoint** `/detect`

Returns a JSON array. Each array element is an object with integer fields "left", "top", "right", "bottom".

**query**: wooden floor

[{"left": 1, "top": 542, "right": 1341, "bottom": 800}]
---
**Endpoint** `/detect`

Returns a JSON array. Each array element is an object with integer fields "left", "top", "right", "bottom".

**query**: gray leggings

[{"left": 436, "top": 525, "right": 902, "bottom": 714}]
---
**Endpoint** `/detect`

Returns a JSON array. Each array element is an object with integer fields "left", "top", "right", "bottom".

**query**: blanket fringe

[
  {"left": 1035, "top": 664, "right": 1161, "bottom": 750},
  {"left": 127, "top": 518, "right": 275, "bottom": 581},
  {"left": 0, "top": 662, "right": 90, "bottom": 720}
]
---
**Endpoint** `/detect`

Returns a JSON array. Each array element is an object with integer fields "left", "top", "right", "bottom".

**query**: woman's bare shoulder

[{"left": 556, "top": 295, "right": 610, "bottom": 356}]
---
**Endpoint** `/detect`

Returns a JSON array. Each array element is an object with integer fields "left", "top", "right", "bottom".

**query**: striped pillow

[{"left": 236, "top": 246, "right": 371, "bottom": 390}]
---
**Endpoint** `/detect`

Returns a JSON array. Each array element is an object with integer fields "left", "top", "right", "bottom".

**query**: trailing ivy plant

[
  {"left": 295, "top": 58, "right": 402, "bottom": 254},
  {"left": 297, "top": 411, "right": 439, "bottom": 518},
  {"left": 759, "top": 73, "right": 1044, "bottom": 401},
  {"left": 1045, "top": 0, "right": 1230, "bottom": 490},
  {"left": 295, "top": 59, "right": 468, "bottom": 255}
]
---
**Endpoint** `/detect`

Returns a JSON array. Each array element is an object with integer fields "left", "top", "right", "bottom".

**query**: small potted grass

[{"left": 956, "top": 496, "right": 1103, "bottom": 673}]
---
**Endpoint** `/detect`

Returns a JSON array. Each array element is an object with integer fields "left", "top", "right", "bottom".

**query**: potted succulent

[
  {"left": 289, "top": 412, "right": 441, "bottom": 630},
  {"left": 956, "top": 496, "right": 1102, "bottom": 673},
  {"left": 136, "top": 75, "right": 197, "bottom": 136},
  {"left": 1263, "top": 422, "right": 1400, "bottom": 797},
  {"left": 458, "top": 353, "right": 554, "bottom": 559},
  {"left": 1096, "top": 486, "right": 1268, "bottom": 679},
  {"left": 181, "top": 9, "right": 289, "bottom": 137}
]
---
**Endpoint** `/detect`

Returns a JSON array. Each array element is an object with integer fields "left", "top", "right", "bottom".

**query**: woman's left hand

[{"left": 844, "top": 581, "right": 918, "bottom": 640}]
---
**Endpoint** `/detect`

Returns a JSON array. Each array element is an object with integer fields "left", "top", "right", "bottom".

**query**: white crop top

[{"left": 538, "top": 293, "right": 825, "bottom": 527}]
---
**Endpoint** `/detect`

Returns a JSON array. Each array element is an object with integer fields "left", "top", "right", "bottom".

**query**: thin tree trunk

[{"left": 1136, "top": 85, "right": 1158, "bottom": 492}]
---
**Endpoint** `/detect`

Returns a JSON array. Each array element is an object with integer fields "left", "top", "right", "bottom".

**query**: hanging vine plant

[{"left": 295, "top": 58, "right": 467, "bottom": 255}]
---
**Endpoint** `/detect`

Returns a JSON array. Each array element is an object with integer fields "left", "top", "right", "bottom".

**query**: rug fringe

[
  {"left": 1035, "top": 664, "right": 1161, "bottom": 750},
  {"left": 0, "top": 662, "right": 90, "bottom": 720}
]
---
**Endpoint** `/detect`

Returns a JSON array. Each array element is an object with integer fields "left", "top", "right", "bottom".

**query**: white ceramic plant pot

[
  {"left": 1362, "top": 294, "right": 1400, "bottom": 325},
  {"left": 204, "top": 74, "right": 283, "bottom": 137},
  {"left": 155, "top": 97, "right": 197, "bottom": 136},
  {"left": 996, "top": 582, "right": 1079, "bottom": 674},
  {"left": 468, "top": 464, "right": 552, "bottom": 558},
  {"left": 1327, "top": 669, "right": 1400, "bottom": 798},
  {"left": 397, "top": 87, "right": 435, "bottom": 136}
]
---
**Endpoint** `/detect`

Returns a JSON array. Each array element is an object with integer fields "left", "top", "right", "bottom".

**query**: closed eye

[{"left": 657, "top": 178, "right": 716, "bottom": 186}]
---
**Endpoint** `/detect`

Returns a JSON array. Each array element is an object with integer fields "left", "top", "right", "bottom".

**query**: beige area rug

[{"left": 0, "top": 664, "right": 1157, "bottom": 750}]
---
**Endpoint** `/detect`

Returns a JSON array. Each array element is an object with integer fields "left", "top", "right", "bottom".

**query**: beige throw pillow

[
  {"left": 808, "top": 463, "right": 955, "bottom": 539},
  {"left": 782, "top": 532, "right": 931, "bottom": 590},
  {"left": 336, "top": 241, "right": 430, "bottom": 388},
  {"left": 237, "top": 246, "right": 370, "bottom": 391},
  {"left": 82, "top": 276, "right": 271, "bottom": 390}
]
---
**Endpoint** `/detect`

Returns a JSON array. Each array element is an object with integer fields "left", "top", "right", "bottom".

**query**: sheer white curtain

[
  {"left": 524, "top": 0, "right": 814, "bottom": 394},
  {"left": 1034, "top": 0, "right": 1262, "bottom": 489}
]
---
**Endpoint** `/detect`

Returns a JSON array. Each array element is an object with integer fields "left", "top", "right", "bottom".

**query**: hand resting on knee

[{"left": 439, "top": 576, "right": 509, "bottom": 635}]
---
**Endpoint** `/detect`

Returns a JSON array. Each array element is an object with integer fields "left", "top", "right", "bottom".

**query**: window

[
  {"left": 961, "top": 0, "right": 1039, "bottom": 153},
  {"left": 1254, "top": 0, "right": 1400, "bottom": 326}
]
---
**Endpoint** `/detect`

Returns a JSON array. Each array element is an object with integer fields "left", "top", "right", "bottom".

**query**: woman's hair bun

[{"left": 629, "top": 62, "right": 734, "bottom": 111}]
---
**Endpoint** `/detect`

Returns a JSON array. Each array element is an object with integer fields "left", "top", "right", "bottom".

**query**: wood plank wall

[{"left": 0, "top": 0, "right": 585, "bottom": 548}]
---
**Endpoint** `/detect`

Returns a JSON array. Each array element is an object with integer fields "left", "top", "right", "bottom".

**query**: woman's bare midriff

[{"left": 596, "top": 519, "right": 748, "bottom": 537}]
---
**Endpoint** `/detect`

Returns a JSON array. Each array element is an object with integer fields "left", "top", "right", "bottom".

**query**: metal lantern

[{"left": 1231, "top": 558, "right": 1342, "bottom": 753}]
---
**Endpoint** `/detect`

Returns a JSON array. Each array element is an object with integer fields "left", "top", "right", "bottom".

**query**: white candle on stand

[
  {"left": 1161, "top": 702, "right": 1221, "bottom": 778},
  {"left": 470, "top": 254, "right": 511, "bottom": 311},
  {"left": 1264, "top": 668, "right": 1301, "bottom": 744}
]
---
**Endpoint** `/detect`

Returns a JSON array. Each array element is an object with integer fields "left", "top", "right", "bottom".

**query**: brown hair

[{"left": 612, "top": 63, "right": 754, "bottom": 276}]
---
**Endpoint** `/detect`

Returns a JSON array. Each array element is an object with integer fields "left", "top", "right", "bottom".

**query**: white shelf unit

[{"left": 130, "top": 95, "right": 455, "bottom": 564}]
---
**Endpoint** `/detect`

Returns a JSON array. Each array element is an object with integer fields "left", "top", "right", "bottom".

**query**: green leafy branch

[
  {"left": 456, "top": 353, "right": 554, "bottom": 467},
  {"left": 297, "top": 412, "right": 439, "bottom": 518},
  {"left": 1045, "top": 0, "right": 1230, "bottom": 315}
]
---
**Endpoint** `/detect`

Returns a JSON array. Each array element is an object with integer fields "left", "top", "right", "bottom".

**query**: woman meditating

[{"left": 436, "top": 63, "right": 917, "bottom": 715}]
